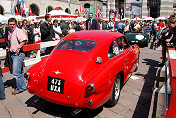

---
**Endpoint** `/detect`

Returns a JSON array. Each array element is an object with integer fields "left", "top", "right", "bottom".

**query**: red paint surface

[{"left": 26, "top": 31, "right": 140, "bottom": 109}]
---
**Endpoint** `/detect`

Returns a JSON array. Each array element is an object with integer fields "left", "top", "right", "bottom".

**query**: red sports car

[{"left": 25, "top": 31, "right": 140, "bottom": 109}]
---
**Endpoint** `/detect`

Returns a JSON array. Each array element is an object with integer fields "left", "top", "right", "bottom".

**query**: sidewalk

[{"left": 0, "top": 45, "right": 166, "bottom": 118}]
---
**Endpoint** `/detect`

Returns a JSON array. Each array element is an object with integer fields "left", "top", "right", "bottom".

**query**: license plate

[{"left": 47, "top": 76, "right": 65, "bottom": 94}]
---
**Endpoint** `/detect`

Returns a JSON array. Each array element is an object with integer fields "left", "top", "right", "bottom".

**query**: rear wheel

[
  {"left": 134, "top": 53, "right": 140, "bottom": 72},
  {"left": 134, "top": 58, "right": 139, "bottom": 72},
  {"left": 106, "top": 75, "right": 121, "bottom": 107}
]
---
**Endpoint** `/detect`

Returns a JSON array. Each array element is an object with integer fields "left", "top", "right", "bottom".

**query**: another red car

[{"left": 25, "top": 31, "right": 140, "bottom": 109}]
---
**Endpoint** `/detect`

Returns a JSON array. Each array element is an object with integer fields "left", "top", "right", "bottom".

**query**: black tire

[
  {"left": 106, "top": 75, "right": 121, "bottom": 107},
  {"left": 134, "top": 54, "right": 139, "bottom": 72}
]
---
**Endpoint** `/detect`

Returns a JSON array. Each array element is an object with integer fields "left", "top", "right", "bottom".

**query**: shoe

[
  {"left": 12, "top": 91, "right": 20, "bottom": 95},
  {"left": 0, "top": 98, "right": 5, "bottom": 100}
]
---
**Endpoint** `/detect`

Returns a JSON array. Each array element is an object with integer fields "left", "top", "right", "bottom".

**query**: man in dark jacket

[
  {"left": 40, "top": 14, "right": 55, "bottom": 54},
  {"left": 86, "top": 13, "right": 98, "bottom": 30}
]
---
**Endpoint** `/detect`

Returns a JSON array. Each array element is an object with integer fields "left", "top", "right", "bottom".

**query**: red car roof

[{"left": 64, "top": 30, "right": 124, "bottom": 45}]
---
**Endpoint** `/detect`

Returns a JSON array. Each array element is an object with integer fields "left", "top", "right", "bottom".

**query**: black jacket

[
  {"left": 86, "top": 19, "right": 98, "bottom": 30},
  {"left": 40, "top": 22, "right": 55, "bottom": 42}
]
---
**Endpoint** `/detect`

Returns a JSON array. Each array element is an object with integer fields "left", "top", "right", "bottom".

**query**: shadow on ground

[
  {"left": 132, "top": 59, "right": 165, "bottom": 118},
  {"left": 25, "top": 95, "right": 103, "bottom": 118},
  {"left": 4, "top": 78, "right": 16, "bottom": 89}
]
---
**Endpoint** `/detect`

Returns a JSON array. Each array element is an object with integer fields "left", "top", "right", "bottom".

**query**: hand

[
  {"left": 52, "top": 38, "right": 56, "bottom": 41},
  {"left": 166, "top": 39, "right": 171, "bottom": 43},
  {"left": 48, "top": 22, "right": 52, "bottom": 27},
  {"left": 16, "top": 48, "right": 20, "bottom": 55}
]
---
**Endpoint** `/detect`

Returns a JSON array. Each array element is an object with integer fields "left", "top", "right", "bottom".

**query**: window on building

[
  {"left": 149, "top": 0, "right": 161, "bottom": 18},
  {"left": 30, "top": 4, "right": 39, "bottom": 16},
  {"left": 65, "top": 8, "right": 71, "bottom": 14},
  {"left": 0, "top": 5, "right": 4, "bottom": 15},
  {"left": 84, "top": 3, "right": 90, "bottom": 8},
  {"left": 46, "top": 6, "right": 53, "bottom": 13}
]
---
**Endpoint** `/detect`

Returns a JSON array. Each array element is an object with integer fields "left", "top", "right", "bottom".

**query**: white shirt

[
  {"left": 53, "top": 25, "right": 62, "bottom": 39},
  {"left": 99, "top": 23, "right": 103, "bottom": 30},
  {"left": 34, "top": 27, "right": 41, "bottom": 42},
  {"left": 108, "top": 22, "right": 114, "bottom": 29}
]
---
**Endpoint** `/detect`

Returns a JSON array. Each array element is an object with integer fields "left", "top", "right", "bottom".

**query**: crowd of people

[{"left": 0, "top": 13, "right": 176, "bottom": 100}]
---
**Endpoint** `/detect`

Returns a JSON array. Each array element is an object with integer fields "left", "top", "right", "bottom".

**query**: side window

[
  {"left": 118, "top": 37, "right": 129, "bottom": 52},
  {"left": 108, "top": 39, "right": 120, "bottom": 58}
]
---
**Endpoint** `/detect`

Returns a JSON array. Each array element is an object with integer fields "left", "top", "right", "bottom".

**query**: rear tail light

[
  {"left": 24, "top": 72, "right": 30, "bottom": 80},
  {"left": 87, "top": 84, "right": 95, "bottom": 92},
  {"left": 85, "top": 84, "right": 95, "bottom": 98},
  {"left": 27, "top": 86, "right": 30, "bottom": 91},
  {"left": 87, "top": 99, "right": 93, "bottom": 105}
]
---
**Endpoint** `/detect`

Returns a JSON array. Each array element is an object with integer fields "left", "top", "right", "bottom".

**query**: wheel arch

[{"left": 118, "top": 70, "right": 124, "bottom": 89}]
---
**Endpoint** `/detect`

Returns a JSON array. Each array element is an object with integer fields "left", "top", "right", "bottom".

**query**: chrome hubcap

[{"left": 114, "top": 79, "right": 120, "bottom": 100}]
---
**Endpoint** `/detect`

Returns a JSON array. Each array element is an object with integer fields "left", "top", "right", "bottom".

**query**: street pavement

[{"left": 0, "top": 41, "right": 166, "bottom": 118}]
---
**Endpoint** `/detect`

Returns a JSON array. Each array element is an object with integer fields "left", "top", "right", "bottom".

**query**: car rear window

[{"left": 56, "top": 39, "right": 97, "bottom": 52}]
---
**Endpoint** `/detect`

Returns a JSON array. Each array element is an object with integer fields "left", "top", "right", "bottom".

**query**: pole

[
  {"left": 26, "top": 0, "right": 30, "bottom": 17},
  {"left": 12, "top": 0, "right": 16, "bottom": 16}
]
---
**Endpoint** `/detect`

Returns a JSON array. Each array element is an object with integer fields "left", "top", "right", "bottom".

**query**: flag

[
  {"left": 16, "top": 0, "right": 26, "bottom": 15},
  {"left": 98, "top": 10, "right": 102, "bottom": 18},
  {"left": 10, "top": 4, "right": 13, "bottom": 15},
  {"left": 20, "top": 0, "right": 25, "bottom": 5},
  {"left": 80, "top": 6, "right": 82, "bottom": 13},
  {"left": 17, "top": 0, "right": 20, "bottom": 5},
  {"left": 80, "top": 6, "right": 85, "bottom": 13},
  {"left": 29, "top": 5, "right": 32, "bottom": 16},
  {"left": 95, "top": 8, "right": 98, "bottom": 19},
  {"left": 85, "top": 9, "right": 89, "bottom": 15},
  {"left": 15, "top": 5, "right": 19, "bottom": 15},
  {"left": 21, "top": 4, "right": 24, "bottom": 15}
]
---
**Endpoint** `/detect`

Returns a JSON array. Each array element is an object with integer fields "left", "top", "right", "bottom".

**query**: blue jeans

[
  {"left": 11, "top": 53, "right": 26, "bottom": 92},
  {"left": 0, "top": 73, "right": 5, "bottom": 99}
]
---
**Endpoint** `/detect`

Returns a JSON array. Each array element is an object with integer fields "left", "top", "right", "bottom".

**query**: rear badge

[{"left": 52, "top": 70, "right": 62, "bottom": 74}]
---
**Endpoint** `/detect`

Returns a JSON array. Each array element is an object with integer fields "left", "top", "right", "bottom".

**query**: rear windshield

[{"left": 56, "top": 39, "right": 97, "bottom": 52}]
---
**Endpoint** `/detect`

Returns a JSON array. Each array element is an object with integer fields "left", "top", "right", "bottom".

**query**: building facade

[
  {"left": 0, "top": 0, "right": 175, "bottom": 19},
  {"left": 0, "top": 0, "right": 106, "bottom": 18}
]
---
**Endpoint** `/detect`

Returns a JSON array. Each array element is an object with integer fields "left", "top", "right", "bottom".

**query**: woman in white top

[{"left": 33, "top": 22, "right": 41, "bottom": 42}]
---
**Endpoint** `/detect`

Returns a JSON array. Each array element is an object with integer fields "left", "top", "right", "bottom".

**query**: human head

[
  {"left": 99, "top": 17, "right": 103, "bottom": 22},
  {"left": 167, "top": 17, "right": 176, "bottom": 30},
  {"left": 8, "top": 18, "right": 17, "bottom": 31},
  {"left": 34, "top": 22, "right": 39, "bottom": 28},
  {"left": 39, "top": 20, "right": 44, "bottom": 24},
  {"left": 22, "top": 19, "right": 28, "bottom": 26},
  {"left": 45, "top": 14, "right": 51, "bottom": 22},
  {"left": 89, "top": 13, "right": 93, "bottom": 19},
  {"left": 79, "top": 20, "right": 83, "bottom": 25},
  {"left": 53, "top": 19, "right": 58, "bottom": 26}
]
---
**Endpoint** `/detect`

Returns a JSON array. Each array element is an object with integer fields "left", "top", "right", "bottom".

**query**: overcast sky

[{"left": 174, "top": 0, "right": 176, "bottom": 3}]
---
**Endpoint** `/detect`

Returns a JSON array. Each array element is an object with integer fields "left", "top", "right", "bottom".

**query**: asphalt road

[{"left": 0, "top": 41, "right": 165, "bottom": 118}]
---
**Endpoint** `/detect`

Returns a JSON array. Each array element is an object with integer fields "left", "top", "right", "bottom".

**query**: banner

[{"left": 125, "top": 0, "right": 142, "bottom": 18}]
